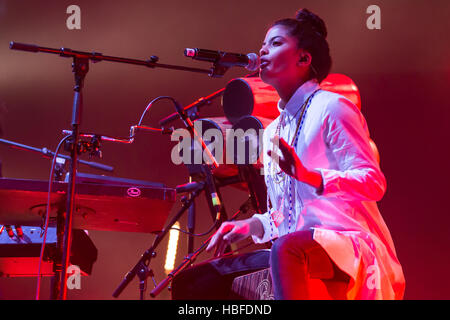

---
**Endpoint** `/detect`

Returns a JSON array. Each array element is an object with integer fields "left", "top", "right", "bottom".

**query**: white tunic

[{"left": 251, "top": 79, "right": 405, "bottom": 299}]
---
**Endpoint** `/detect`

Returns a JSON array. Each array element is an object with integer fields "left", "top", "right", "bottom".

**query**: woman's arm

[
  {"left": 318, "top": 96, "right": 386, "bottom": 201},
  {"left": 268, "top": 96, "right": 385, "bottom": 202},
  {"left": 268, "top": 136, "right": 324, "bottom": 191}
]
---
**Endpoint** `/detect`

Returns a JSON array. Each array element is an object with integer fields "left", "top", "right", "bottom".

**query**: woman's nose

[{"left": 259, "top": 46, "right": 268, "bottom": 57}]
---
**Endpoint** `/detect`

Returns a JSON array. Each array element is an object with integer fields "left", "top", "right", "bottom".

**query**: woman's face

[{"left": 259, "top": 25, "right": 304, "bottom": 88}]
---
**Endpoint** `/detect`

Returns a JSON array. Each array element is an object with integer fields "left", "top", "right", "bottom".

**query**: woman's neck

[{"left": 277, "top": 77, "right": 308, "bottom": 109}]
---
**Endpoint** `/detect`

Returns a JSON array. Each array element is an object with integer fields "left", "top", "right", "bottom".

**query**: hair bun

[{"left": 295, "top": 8, "right": 327, "bottom": 38}]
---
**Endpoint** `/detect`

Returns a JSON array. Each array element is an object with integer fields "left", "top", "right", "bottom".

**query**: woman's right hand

[{"left": 206, "top": 217, "right": 264, "bottom": 257}]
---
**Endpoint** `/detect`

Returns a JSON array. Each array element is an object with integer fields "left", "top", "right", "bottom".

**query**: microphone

[{"left": 184, "top": 48, "right": 260, "bottom": 71}]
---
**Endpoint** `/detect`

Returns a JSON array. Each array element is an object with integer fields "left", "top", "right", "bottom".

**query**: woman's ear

[{"left": 297, "top": 51, "right": 312, "bottom": 66}]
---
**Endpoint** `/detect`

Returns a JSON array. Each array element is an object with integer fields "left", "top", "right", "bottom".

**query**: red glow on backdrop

[{"left": 320, "top": 74, "right": 362, "bottom": 110}]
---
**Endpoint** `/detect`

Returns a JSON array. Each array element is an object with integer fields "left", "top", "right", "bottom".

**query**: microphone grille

[{"left": 246, "top": 53, "right": 260, "bottom": 71}]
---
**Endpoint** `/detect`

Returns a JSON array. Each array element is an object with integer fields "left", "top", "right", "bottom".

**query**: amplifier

[{"left": 0, "top": 225, "right": 97, "bottom": 277}]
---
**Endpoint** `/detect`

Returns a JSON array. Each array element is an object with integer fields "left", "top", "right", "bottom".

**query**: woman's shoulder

[{"left": 316, "top": 89, "right": 362, "bottom": 119}]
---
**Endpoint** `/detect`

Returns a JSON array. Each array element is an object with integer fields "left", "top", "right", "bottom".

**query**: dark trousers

[{"left": 269, "top": 230, "right": 350, "bottom": 299}]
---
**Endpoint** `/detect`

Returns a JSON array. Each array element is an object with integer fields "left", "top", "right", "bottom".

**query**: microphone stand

[
  {"left": 7, "top": 41, "right": 214, "bottom": 300},
  {"left": 56, "top": 55, "right": 87, "bottom": 300},
  {"left": 159, "top": 87, "right": 225, "bottom": 128},
  {"left": 9, "top": 41, "right": 256, "bottom": 300},
  {"left": 9, "top": 42, "right": 212, "bottom": 75},
  {"left": 113, "top": 93, "right": 224, "bottom": 299},
  {"left": 158, "top": 70, "right": 259, "bottom": 128}
]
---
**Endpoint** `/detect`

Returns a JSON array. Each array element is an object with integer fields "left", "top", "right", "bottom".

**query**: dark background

[{"left": 0, "top": 0, "right": 449, "bottom": 300}]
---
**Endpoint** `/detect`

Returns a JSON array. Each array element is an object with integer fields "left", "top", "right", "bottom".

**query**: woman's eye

[{"left": 272, "top": 41, "right": 282, "bottom": 46}]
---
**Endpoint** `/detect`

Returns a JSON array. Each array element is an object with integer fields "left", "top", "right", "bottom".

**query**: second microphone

[{"left": 184, "top": 48, "right": 260, "bottom": 71}]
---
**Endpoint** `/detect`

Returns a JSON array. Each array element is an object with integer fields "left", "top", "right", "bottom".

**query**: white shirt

[{"left": 251, "top": 79, "right": 405, "bottom": 299}]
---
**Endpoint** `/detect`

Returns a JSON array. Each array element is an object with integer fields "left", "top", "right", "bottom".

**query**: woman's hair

[{"left": 273, "top": 8, "right": 332, "bottom": 83}]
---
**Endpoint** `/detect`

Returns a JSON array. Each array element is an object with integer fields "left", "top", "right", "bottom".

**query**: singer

[{"left": 205, "top": 8, "right": 405, "bottom": 299}]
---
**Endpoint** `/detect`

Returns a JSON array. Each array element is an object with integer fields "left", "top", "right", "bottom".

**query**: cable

[
  {"left": 61, "top": 97, "right": 179, "bottom": 147},
  {"left": 138, "top": 96, "right": 180, "bottom": 127},
  {"left": 35, "top": 134, "right": 71, "bottom": 300},
  {"left": 169, "top": 221, "right": 218, "bottom": 237}
]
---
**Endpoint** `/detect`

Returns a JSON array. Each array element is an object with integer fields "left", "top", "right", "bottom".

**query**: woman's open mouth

[{"left": 260, "top": 60, "right": 270, "bottom": 69}]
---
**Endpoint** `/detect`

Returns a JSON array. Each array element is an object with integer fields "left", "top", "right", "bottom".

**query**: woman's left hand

[
  {"left": 268, "top": 135, "right": 323, "bottom": 189},
  {"left": 268, "top": 135, "right": 308, "bottom": 181}
]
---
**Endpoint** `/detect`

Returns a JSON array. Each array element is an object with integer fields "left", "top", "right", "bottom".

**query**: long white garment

[{"left": 251, "top": 79, "right": 405, "bottom": 299}]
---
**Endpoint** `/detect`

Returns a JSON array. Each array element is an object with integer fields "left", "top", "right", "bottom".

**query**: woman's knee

[{"left": 270, "top": 231, "right": 313, "bottom": 263}]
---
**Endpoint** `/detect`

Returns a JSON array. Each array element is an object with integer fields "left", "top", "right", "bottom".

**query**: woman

[{"left": 206, "top": 8, "right": 405, "bottom": 299}]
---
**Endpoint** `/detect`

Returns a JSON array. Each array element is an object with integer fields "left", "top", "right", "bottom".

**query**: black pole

[
  {"left": 187, "top": 178, "right": 196, "bottom": 254},
  {"left": 58, "top": 56, "right": 89, "bottom": 300}
]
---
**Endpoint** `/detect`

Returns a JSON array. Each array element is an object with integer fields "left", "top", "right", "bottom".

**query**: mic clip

[
  {"left": 209, "top": 64, "right": 229, "bottom": 78},
  {"left": 146, "top": 55, "right": 159, "bottom": 68},
  {"left": 64, "top": 134, "right": 103, "bottom": 159}
]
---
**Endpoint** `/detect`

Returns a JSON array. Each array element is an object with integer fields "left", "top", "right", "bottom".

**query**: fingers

[
  {"left": 267, "top": 140, "right": 283, "bottom": 163},
  {"left": 279, "top": 138, "right": 291, "bottom": 152},
  {"left": 206, "top": 222, "right": 248, "bottom": 257},
  {"left": 267, "top": 149, "right": 286, "bottom": 167},
  {"left": 267, "top": 149, "right": 289, "bottom": 175},
  {"left": 270, "top": 135, "right": 293, "bottom": 157},
  {"left": 206, "top": 227, "right": 223, "bottom": 252},
  {"left": 206, "top": 222, "right": 233, "bottom": 255},
  {"left": 268, "top": 136, "right": 291, "bottom": 162},
  {"left": 270, "top": 135, "right": 289, "bottom": 150},
  {"left": 268, "top": 135, "right": 297, "bottom": 178},
  {"left": 215, "top": 224, "right": 243, "bottom": 257},
  {"left": 214, "top": 236, "right": 230, "bottom": 257},
  {"left": 205, "top": 234, "right": 217, "bottom": 253}
]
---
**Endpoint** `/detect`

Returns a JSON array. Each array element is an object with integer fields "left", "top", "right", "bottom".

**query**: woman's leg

[{"left": 269, "top": 230, "right": 340, "bottom": 300}]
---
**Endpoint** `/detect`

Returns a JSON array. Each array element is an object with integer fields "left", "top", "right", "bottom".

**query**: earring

[{"left": 299, "top": 56, "right": 308, "bottom": 63}]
